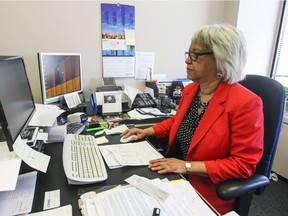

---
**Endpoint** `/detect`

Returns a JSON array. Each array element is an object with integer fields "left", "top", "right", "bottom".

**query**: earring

[{"left": 217, "top": 72, "right": 223, "bottom": 79}]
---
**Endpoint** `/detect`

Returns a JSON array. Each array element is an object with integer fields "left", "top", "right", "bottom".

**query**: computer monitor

[
  {"left": 37, "top": 52, "right": 83, "bottom": 105},
  {"left": 0, "top": 56, "right": 36, "bottom": 152}
]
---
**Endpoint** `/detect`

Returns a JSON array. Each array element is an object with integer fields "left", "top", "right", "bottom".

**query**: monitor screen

[
  {"left": 37, "top": 53, "right": 83, "bottom": 105},
  {"left": 0, "top": 56, "right": 35, "bottom": 151}
]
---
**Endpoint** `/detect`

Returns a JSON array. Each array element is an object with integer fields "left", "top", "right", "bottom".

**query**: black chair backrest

[{"left": 239, "top": 75, "right": 285, "bottom": 180}]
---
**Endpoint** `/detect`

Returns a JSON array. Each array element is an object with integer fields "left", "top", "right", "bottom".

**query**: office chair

[{"left": 216, "top": 75, "right": 286, "bottom": 216}]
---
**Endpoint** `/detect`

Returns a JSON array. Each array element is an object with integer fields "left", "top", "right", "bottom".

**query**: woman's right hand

[{"left": 121, "top": 128, "right": 151, "bottom": 141}]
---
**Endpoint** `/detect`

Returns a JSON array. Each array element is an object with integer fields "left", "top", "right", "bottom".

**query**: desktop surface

[{"left": 30, "top": 133, "right": 181, "bottom": 216}]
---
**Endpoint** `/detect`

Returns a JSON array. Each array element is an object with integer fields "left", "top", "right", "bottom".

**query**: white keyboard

[{"left": 63, "top": 134, "right": 108, "bottom": 185}]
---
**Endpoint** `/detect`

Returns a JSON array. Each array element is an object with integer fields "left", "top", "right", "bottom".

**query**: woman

[{"left": 121, "top": 24, "right": 264, "bottom": 214}]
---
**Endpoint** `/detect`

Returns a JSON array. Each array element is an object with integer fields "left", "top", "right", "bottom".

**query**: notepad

[{"left": 104, "top": 124, "right": 128, "bottom": 135}]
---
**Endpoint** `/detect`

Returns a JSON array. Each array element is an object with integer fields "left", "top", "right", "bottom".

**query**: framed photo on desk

[{"left": 102, "top": 92, "right": 122, "bottom": 116}]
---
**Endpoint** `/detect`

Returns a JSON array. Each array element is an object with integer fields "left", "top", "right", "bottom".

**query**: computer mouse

[{"left": 120, "top": 135, "right": 136, "bottom": 143}]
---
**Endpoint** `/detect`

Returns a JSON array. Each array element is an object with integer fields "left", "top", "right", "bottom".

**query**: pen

[
  {"left": 153, "top": 208, "right": 160, "bottom": 216},
  {"left": 85, "top": 127, "right": 105, "bottom": 132}
]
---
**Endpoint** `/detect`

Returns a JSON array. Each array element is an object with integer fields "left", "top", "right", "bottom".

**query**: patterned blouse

[{"left": 176, "top": 94, "right": 210, "bottom": 159}]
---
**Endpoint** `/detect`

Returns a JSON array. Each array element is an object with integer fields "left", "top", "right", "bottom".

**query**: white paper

[
  {"left": 64, "top": 92, "right": 81, "bottom": 109},
  {"left": 37, "top": 132, "right": 49, "bottom": 141},
  {"left": 43, "top": 189, "right": 60, "bottom": 210},
  {"left": 13, "top": 136, "right": 50, "bottom": 173},
  {"left": 0, "top": 171, "right": 37, "bottom": 216},
  {"left": 81, "top": 176, "right": 217, "bottom": 216},
  {"left": 127, "top": 108, "right": 175, "bottom": 120},
  {"left": 28, "top": 104, "right": 65, "bottom": 127},
  {"left": 125, "top": 29, "right": 135, "bottom": 46},
  {"left": 35, "top": 103, "right": 61, "bottom": 110},
  {"left": 135, "top": 52, "right": 155, "bottom": 80},
  {"left": 122, "top": 84, "right": 140, "bottom": 107},
  {"left": 95, "top": 90, "right": 123, "bottom": 106},
  {"left": 28, "top": 205, "right": 72, "bottom": 216},
  {"left": 99, "top": 141, "right": 163, "bottom": 169},
  {"left": 95, "top": 136, "right": 109, "bottom": 145},
  {"left": 0, "top": 142, "right": 22, "bottom": 191},
  {"left": 125, "top": 175, "right": 170, "bottom": 202},
  {"left": 102, "top": 92, "right": 122, "bottom": 115},
  {"left": 103, "top": 56, "right": 135, "bottom": 78},
  {"left": 104, "top": 124, "right": 129, "bottom": 136}
]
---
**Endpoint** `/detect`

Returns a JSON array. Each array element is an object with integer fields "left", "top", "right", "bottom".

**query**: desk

[{"left": 30, "top": 134, "right": 181, "bottom": 216}]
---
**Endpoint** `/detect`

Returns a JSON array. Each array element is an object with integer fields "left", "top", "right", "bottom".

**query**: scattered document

[
  {"left": 104, "top": 124, "right": 129, "bottom": 135},
  {"left": 43, "top": 189, "right": 60, "bottom": 210},
  {"left": 125, "top": 175, "right": 170, "bottom": 202},
  {"left": 122, "top": 84, "right": 140, "bottom": 107},
  {"left": 13, "top": 136, "right": 50, "bottom": 173},
  {"left": 95, "top": 136, "right": 109, "bottom": 145},
  {"left": 28, "top": 204, "right": 72, "bottom": 216},
  {"left": 64, "top": 92, "right": 81, "bottom": 108},
  {"left": 135, "top": 51, "right": 155, "bottom": 80},
  {"left": 79, "top": 175, "right": 217, "bottom": 216},
  {"left": 0, "top": 171, "right": 37, "bottom": 216},
  {"left": 28, "top": 104, "right": 65, "bottom": 127},
  {"left": 127, "top": 107, "right": 175, "bottom": 120},
  {"left": 0, "top": 142, "right": 22, "bottom": 191},
  {"left": 99, "top": 140, "right": 163, "bottom": 169}
]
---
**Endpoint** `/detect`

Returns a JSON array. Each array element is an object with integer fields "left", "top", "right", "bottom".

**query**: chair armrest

[{"left": 216, "top": 174, "right": 270, "bottom": 200}]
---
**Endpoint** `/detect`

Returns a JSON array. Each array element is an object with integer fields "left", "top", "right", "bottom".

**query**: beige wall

[
  {"left": 0, "top": 1, "right": 281, "bottom": 104},
  {"left": 0, "top": 1, "right": 229, "bottom": 103}
]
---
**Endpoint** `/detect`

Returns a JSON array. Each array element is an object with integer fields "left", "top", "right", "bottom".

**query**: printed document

[
  {"left": 28, "top": 204, "right": 72, "bottom": 216},
  {"left": 98, "top": 141, "right": 163, "bottom": 169},
  {"left": 28, "top": 103, "right": 65, "bottom": 127},
  {"left": 0, "top": 171, "right": 37, "bottom": 215},
  {"left": 0, "top": 142, "right": 22, "bottom": 191},
  {"left": 79, "top": 175, "right": 217, "bottom": 216},
  {"left": 13, "top": 136, "right": 50, "bottom": 173}
]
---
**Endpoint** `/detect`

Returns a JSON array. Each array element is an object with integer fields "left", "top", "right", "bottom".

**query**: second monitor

[{"left": 37, "top": 52, "right": 83, "bottom": 106}]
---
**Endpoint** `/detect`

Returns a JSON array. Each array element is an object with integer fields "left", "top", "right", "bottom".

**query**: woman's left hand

[{"left": 148, "top": 158, "right": 186, "bottom": 174}]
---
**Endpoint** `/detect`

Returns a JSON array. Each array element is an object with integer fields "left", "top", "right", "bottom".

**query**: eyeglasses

[{"left": 184, "top": 51, "right": 213, "bottom": 61}]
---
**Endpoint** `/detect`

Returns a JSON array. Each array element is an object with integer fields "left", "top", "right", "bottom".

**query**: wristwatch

[{"left": 185, "top": 162, "right": 191, "bottom": 174}]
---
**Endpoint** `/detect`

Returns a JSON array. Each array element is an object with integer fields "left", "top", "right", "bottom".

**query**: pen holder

[{"left": 158, "top": 95, "right": 171, "bottom": 114}]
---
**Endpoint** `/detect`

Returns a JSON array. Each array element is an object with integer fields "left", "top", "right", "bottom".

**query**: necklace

[
  {"left": 197, "top": 91, "right": 210, "bottom": 110},
  {"left": 197, "top": 98, "right": 210, "bottom": 109}
]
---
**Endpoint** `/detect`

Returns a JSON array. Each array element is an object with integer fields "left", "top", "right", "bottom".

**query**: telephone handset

[{"left": 132, "top": 93, "right": 157, "bottom": 108}]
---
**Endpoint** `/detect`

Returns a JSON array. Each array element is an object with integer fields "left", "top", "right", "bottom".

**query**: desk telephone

[{"left": 132, "top": 93, "right": 157, "bottom": 108}]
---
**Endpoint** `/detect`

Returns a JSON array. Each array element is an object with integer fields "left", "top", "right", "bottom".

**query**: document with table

[
  {"left": 0, "top": 171, "right": 37, "bottom": 215},
  {"left": 78, "top": 175, "right": 217, "bottom": 216},
  {"left": 98, "top": 140, "right": 164, "bottom": 169}
]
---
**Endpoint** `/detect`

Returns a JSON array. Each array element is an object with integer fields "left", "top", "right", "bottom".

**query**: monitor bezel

[
  {"left": 0, "top": 56, "right": 36, "bottom": 151},
  {"left": 37, "top": 52, "right": 83, "bottom": 105}
]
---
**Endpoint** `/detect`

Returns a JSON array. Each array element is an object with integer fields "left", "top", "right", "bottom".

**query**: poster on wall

[{"left": 101, "top": 3, "right": 135, "bottom": 78}]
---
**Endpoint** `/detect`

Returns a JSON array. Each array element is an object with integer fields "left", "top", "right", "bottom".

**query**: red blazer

[{"left": 152, "top": 82, "right": 264, "bottom": 214}]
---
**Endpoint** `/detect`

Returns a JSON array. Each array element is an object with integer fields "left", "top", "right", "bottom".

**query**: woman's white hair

[{"left": 192, "top": 24, "right": 247, "bottom": 84}]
